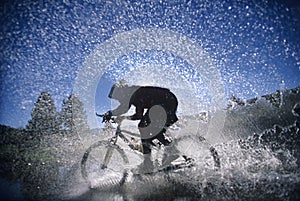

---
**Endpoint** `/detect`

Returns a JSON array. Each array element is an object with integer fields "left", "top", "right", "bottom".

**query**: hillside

[{"left": 223, "top": 86, "right": 300, "bottom": 139}]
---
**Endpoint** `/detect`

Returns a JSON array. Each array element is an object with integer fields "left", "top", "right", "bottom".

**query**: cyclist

[{"left": 102, "top": 82, "right": 179, "bottom": 173}]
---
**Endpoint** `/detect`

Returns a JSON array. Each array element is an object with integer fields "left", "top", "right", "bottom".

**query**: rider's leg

[
  {"left": 138, "top": 113, "right": 152, "bottom": 154},
  {"left": 156, "top": 109, "right": 179, "bottom": 145},
  {"left": 165, "top": 112, "right": 178, "bottom": 127},
  {"left": 156, "top": 128, "right": 172, "bottom": 145},
  {"left": 137, "top": 116, "right": 155, "bottom": 173},
  {"left": 156, "top": 122, "right": 180, "bottom": 167},
  {"left": 141, "top": 139, "right": 152, "bottom": 154},
  {"left": 135, "top": 139, "right": 154, "bottom": 173}
]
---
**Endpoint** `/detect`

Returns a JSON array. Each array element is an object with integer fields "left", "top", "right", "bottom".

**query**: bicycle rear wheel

[
  {"left": 81, "top": 140, "right": 129, "bottom": 189},
  {"left": 173, "top": 135, "right": 221, "bottom": 169}
]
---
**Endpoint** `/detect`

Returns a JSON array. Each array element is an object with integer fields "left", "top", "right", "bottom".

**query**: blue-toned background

[{"left": 1, "top": 0, "right": 299, "bottom": 128}]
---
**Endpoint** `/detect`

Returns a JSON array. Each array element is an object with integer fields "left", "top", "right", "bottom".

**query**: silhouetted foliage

[
  {"left": 227, "top": 95, "right": 245, "bottom": 109},
  {"left": 26, "top": 92, "right": 59, "bottom": 133},
  {"left": 59, "top": 94, "right": 89, "bottom": 134}
]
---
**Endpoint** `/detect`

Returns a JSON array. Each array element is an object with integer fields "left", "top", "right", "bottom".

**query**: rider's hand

[{"left": 102, "top": 111, "right": 112, "bottom": 123}]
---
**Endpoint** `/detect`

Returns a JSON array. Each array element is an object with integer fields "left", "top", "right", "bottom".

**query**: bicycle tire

[
  {"left": 172, "top": 135, "right": 221, "bottom": 169},
  {"left": 81, "top": 140, "right": 129, "bottom": 189}
]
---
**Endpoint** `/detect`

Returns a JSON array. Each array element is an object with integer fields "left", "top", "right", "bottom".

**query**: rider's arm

[{"left": 110, "top": 103, "right": 130, "bottom": 116}]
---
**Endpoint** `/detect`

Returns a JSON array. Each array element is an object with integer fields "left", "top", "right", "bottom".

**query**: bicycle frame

[
  {"left": 100, "top": 120, "right": 142, "bottom": 170},
  {"left": 107, "top": 120, "right": 143, "bottom": 152},
  {"left": 81, "top": 115, "right": 222, "bottom": 185}
]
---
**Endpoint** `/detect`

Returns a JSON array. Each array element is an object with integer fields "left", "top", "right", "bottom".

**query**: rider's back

[{"left": 129, "top": 86, "right": 178, "bottom": 110}]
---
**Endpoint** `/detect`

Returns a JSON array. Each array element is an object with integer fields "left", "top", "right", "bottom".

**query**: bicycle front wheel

[{"left": 81, "top": 140, "right": 129, "bottom": 189}]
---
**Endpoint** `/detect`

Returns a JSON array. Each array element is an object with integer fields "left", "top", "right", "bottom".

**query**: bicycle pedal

[{"left": 182, "top": 154, "right": 193, "bottom": 160}]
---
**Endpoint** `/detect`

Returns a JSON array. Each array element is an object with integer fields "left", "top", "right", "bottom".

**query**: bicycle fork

[{"left": 101, "top": 146, "right": 114, "bottom": 169}]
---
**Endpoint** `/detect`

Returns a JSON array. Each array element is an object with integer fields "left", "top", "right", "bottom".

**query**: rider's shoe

[{"left": 134, "top": 154, "right": 155, "bottom": 174}]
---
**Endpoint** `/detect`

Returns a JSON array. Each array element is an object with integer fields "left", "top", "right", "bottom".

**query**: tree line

[
  {"left": 26, "top": 91, "right": 89, "bottom": 135},
  {"left": 0, "top": 91, "right": 92, "bottom": 197}
]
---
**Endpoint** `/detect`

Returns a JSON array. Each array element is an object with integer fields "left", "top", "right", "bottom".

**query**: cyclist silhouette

[{"left": 102, "top": 82, "right": 178, "bottom": 173}]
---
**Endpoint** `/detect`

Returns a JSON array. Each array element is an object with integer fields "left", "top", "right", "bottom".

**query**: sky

[{"left": 0, "top": 0, "right": 300, "bottom": 128}]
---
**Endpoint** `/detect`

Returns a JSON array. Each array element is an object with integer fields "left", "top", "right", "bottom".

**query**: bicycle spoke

[{"left": 81, "top": 140, "right": 129, "bottom": 189}]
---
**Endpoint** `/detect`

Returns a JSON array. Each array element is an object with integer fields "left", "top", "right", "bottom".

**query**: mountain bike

[{"left": 81, "top": 115, "right": 221, "bottom": 189}]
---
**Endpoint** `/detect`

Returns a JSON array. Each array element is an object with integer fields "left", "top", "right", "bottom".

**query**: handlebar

[
  {"left": 96, "top": 112, "right": 127, "bottom": 124},
  {"left": 95, "top": 112, "right": 104, "bottom": 117}
]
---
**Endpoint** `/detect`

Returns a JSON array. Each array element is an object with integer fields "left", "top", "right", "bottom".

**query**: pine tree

[
  {"left": 26, "top": 92, "right": 59, "bottom": 133},
  {"left": 59, "top": 94, "right": 89, "bottom": 134}
]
